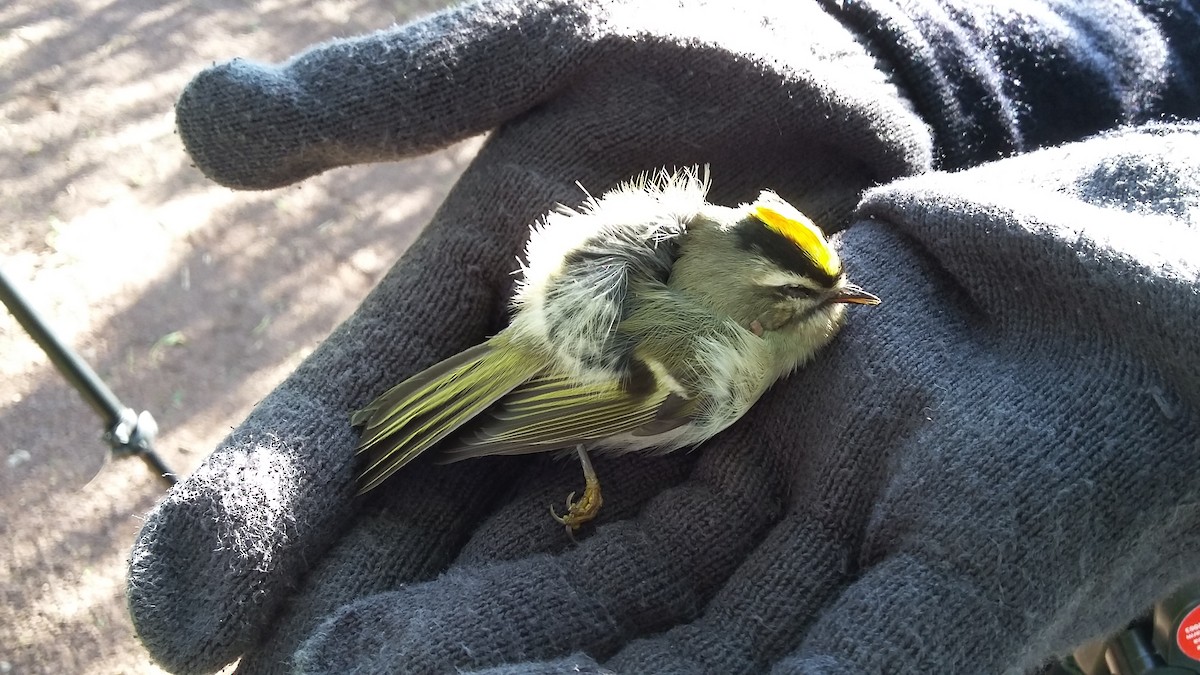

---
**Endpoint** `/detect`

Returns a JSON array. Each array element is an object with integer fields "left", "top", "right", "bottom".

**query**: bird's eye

[{"left": 779, "top": 284, "right": 819, "bottom": 299}]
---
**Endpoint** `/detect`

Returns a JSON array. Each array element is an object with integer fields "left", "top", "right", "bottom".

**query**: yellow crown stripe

[{"left": 752, "top": 197, "right": 841, "bottom": 278}]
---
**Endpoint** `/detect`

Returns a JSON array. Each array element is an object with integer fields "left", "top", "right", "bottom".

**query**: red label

[{"left": 1178, "top": 604, "right": 1200, "bottom": 662}]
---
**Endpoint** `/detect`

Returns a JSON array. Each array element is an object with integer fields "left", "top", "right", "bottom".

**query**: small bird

[{"left": 351, "top": 168, "right": 879, "bottom": 531}]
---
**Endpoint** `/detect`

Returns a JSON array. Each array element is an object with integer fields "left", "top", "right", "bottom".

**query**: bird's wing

[
  {"left": 353, "top": 340, "right": 544, "bottom": 493},
  {"left": 439, "top": 370, "right": 698, "bottom": 460},
  {"left": 509, "top": 170, "right": 709, "bottom": 377}
]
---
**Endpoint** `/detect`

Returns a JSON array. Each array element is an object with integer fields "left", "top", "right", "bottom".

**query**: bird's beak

[{"left": 829, "top": 284, "right": 881, "bottom": 305}]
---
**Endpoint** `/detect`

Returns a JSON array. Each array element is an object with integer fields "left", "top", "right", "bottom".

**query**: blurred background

[{"left": 0, "top": 0, "right": 474, "bottom": 671}]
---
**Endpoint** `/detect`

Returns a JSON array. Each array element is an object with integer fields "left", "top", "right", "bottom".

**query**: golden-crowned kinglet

[{"left": 352, "top": 168, "right": 879, "bottom": 531}]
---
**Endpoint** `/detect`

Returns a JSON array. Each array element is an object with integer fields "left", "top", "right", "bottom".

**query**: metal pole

[{"left": 0, "top": 266, "right": 175, "bottom": 487}]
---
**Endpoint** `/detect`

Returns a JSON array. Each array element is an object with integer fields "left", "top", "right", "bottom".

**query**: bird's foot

[{"left": 550, "top": 445, "right": 603, "bottom": 534}]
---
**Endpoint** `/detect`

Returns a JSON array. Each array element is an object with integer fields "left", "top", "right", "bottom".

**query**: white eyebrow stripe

[{"left": 754, "top": 269, "right": 825, "bottom": 289}]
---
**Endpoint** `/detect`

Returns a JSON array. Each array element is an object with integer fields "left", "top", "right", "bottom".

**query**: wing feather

[
  {"left": 354, "top": 341, "right": 542, "bottom": 493},
  {"left": 439, "top": 374, "right": 675, "bottom": 461}
]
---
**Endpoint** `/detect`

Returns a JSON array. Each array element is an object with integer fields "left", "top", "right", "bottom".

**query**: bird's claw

[{"left": 550, "top": 480, "right": 602, "bottom": 533}]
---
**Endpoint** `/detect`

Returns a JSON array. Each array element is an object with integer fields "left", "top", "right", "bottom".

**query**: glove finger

[
  {"left": 177, "top": 0, "right": 930, "bottom": 207},
  {"left": 176, "top": 0, "right": 598, "bottom": 189}
]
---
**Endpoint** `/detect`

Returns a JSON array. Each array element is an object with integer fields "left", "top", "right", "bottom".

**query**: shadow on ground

[{"left": 0, "top": 0, "right": 475, "bottom": 671}]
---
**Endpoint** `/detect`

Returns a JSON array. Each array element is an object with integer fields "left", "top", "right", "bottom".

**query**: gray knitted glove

[
  {"left": 291, "top": 124, "right": 1200, "bottom": 675},
  {"left": 127, "top": 0, "right": 1200, "bottom": 672},
  {"left": 127, "top": 1, "right": 929, "bottom": 673}
]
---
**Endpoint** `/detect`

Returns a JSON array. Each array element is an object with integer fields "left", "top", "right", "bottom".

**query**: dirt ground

[{"left": 0, "top": 0, "right": 475, "bottom": 672}]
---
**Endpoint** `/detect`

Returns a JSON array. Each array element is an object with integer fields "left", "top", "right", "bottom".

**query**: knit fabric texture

[{"left": 126, "top": 0, "right": 1200, "bottom": 673}]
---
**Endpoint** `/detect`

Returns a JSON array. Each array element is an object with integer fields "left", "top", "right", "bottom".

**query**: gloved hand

[{"left": 126, "top": 0, "right": 1200, "bottom": 673}]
